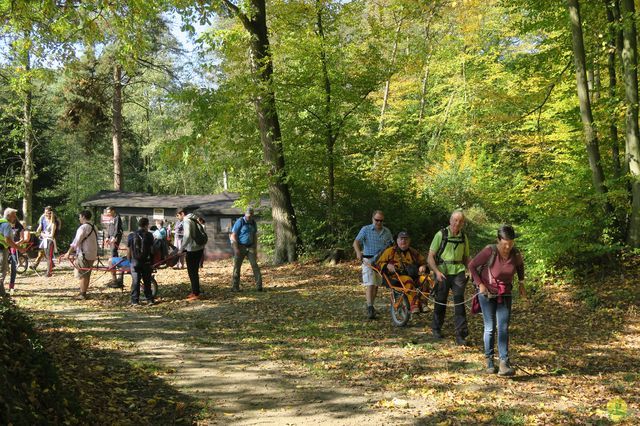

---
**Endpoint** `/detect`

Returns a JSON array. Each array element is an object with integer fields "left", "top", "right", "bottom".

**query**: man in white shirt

[{"left": 64, "top": 210, "right": 98, "bottom": 300}]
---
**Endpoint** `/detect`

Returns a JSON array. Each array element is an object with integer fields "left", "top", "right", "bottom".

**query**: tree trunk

[
  {"left": 21, "top": 44, "right": 34, "bottom": 226},
  {"left": 112, "top": 63, "right": 123, "bottom": 191},
  {"left": 605, "top": 0, "right": 622, "bottom": 178},
  {"left": 418, "top": 64, "right": 429, "bottom": 122},
  {"left": 378, "top": 20, "right": 402, "bottom": 133},
  {"left": 235, "top": 0, "right": 299, "bottom": 263},
  {"left": 317, "top": 0, "right": 336, "bottom": 238},
  {"left": 620, "top": 0, "right": 640, "bottom": 245},
  {"left": 566, "top": 0, "right": 610, "bottom": 207}
]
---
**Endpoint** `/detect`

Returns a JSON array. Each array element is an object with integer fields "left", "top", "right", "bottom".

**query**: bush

[{"left": 0, "top": 298, "right": 67, "bottom": 425}]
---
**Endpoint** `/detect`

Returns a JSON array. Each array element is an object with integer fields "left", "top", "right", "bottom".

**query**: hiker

[
  {"left": 0, "top": 208, "right": 26, "bottom": 297},
  {"left": 127, "top": 217, "right": 156, "bottom": 307},
  {"left": 427, "top": 209, "right": 470, "bottom": 345},
  {"left": 35, "top": 206, "right": 59, "bottom": 277},
  {"left": 172, "top": 214, "right": 185, "bottom": 269},
  {"left": 197, "top": 216, "right": 206, "bottom": 269},
  {"left": 64, "top": 210, "right": 98, "bottom": 300},
  {"left": 230, "top": 207, "right": 262, "bottom": 291},
  {"left": 176, "top": 207, "right": 206, "bottom": 301},
  {"left": 376, "top": 231, "right": 428, "bottom": 314},
  {"left": 8, "top": 215, "right": 27, "bottom": 295},
  {"left": 353, "top": 210, "right": 393, "bottom": 319},
  {"left": 153, "top": 219, "right": 167, "bottom": 240},
  {"left": 105, "top": 207, "right": 124, "bottom": 288},
  {"left": 468, "top": 225, "right": 526, "bottom": 376}
]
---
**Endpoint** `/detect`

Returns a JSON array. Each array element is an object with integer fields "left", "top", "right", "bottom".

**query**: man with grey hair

[
  {"left": 1, "top": 208, "right": 25, "bottom": 296},
  {"left": 230, "top": 207, "right": 262, "bottom": 291},
  {"left": 427, "top": 210, "right": 470, "bottom": 345}
]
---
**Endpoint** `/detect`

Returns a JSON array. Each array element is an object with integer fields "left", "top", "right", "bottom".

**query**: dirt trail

[{"left": 14, "top": 263, "right": 421, "bottom": 425}]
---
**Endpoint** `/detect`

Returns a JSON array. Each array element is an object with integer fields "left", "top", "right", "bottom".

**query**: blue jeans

[
  {"left": 9, "top": 248, "right": 18, "bottom": 288},
  {"left": 478, "top": 294, "right": 512, "bottom": 360}
]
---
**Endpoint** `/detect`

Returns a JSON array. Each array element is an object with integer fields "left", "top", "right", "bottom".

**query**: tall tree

[
  {"left": 112, "top": 64, "right": 123, "bottom": 190},
  {"left": 619, "top": 0, "right": 640, "bottom": 245},
  {"left": 566, "top": 0, "right": 610, "bottom": 209},
  {"left": 20, "top": 37, "right": 35, "bottom": 225},
  {"left": 221, "top": 0, "right": 300, "bottom": 263},
  {"left": 605, "top": 0, "right": 622, "bottom": 178}
]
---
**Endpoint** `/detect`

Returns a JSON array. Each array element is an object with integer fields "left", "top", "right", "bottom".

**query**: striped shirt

[{"left": 355, "top": 224, "right": 393, "bottom": 257}]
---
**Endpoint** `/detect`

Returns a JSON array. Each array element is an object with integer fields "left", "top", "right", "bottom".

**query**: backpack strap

[
  {"left": 79, "top": 224, "right": 96, "bottom": 246},
  {"left": 436, "top": 228, "right": 466, "bottom": 265}
]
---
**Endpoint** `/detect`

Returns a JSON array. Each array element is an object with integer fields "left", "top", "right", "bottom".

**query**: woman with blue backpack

[{"left": 468, "top": 225, "right": 526, "bottom": 377}]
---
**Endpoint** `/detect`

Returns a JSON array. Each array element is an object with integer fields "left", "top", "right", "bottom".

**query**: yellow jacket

[{"left": 377, "top": 245, "right": 426, "bottom": 276}]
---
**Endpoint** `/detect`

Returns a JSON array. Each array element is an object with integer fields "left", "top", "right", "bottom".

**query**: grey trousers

[{"left": 232, "top": 246, "right": 262, "bottom": 289}]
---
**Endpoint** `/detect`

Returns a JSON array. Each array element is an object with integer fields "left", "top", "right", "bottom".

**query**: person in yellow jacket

[{"left": 376, "top": 231, "right": 428, "bottom": 313}]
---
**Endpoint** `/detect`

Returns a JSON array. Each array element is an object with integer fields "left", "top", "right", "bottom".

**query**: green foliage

[{"left": 1, "top": 0, "right": 637, "bottom": 271}]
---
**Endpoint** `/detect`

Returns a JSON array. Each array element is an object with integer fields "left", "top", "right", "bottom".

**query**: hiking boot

[
  {"left": 76, "top": 292, "right": 88, "bottom": 301},
  {"left": 146, "top": 299, "right": 156, "bottom": 306},
  {"left": 498, "top": 359, "right": 515, "bottom": 377},
  {"left": 231, "top": 285, "right": 240, "bottom": 292},
  {"left": 485, "top": 358, "right": 498, "bottom": 374},
  {"left": 367, "top": 305, "right": 377, "bottom": 320},
  {"left": 432, "top": 329, "right": 444, "bottom": 339},
  {"left": 130, "top": 302, "right": 141, "bottom": 308},
  {"left": 256, "top": 285, "right": 263, "bottom": 292},
  {"left": 456, "top": 336, "right": 469, "bottom": 346}
]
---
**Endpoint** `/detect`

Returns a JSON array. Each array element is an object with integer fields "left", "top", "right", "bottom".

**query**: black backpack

[
  {"left": 434, "top": 227, "right": 467, "bottom": 265},
  {"left": 190, "top": 217, "right": 208, "bottom": 246},
  {"left": 132, "top": 230, "right": 152, "bottom": 261}
]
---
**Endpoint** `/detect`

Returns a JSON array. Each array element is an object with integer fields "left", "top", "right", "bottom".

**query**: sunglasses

[{"left": 374, "top": 218, "right": 384, "bottom": 223}]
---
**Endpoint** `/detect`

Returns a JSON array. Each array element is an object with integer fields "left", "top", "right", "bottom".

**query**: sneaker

[
  {"left": 367, "top": 305, "right": 377, "bottom": 319},
  {"left": 186, "top": 293, "right": 200, "bottom": 301},
  {"left": 9, "top": 289, "right": 15, "bottom": 296},
  {"left": 432, "top": 329, "right": 444, "bottom": 339},
  {"left": 130, "top": 302, "right": 141, "bottom": 308},
  {"left": 485, "top": 358, "right": 498, "bottom": 374},
  {"left": 76, "top": 293, "right": 88, "bottom": 301},
  {"left": 256, "top": 285, "right": 263, "bottom": 292},
  {"left": 498, "top": 359, "right": 515, "bottom": 377},
  {"left": 456, "top": 336, "right": 469, "bottom": 346},
  {"left": 146, "top": 299, "right": 156, "bottom": 306},
  {"left": 231, "top": 285, "right": 240, "bottom": 292}
]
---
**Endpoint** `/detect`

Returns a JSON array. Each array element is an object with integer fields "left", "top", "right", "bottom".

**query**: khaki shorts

[
  {"left": 74, "top": 255, "right": 95, "bottom": 279},
  {"left": 361, "top": 258, "right": 382, "bottom": 287}
]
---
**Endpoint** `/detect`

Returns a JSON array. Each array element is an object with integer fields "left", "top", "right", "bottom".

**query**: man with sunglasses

[{"left": 353, "top": 210, "right": 393, "bottom": 319}]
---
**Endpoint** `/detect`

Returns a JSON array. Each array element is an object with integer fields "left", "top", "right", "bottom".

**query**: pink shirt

[{"left": 468, "top": 245, "right": 524, "bottom": 294}]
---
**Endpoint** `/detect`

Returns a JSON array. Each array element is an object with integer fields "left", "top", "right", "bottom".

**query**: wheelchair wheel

[
  {"left": 17, "top": 254, "right": 29, "bottom": 274},
  {"left": 390, "top": 290, "right": 411, "bottom": 327},
  {"left": 150, "top": 277, "right": 158, "bottom": 298}
]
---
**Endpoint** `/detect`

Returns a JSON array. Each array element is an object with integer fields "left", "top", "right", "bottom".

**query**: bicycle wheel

[
  {"left": 150, "top": 277, "right": 158, "bottom": 298},
  {"left": 390, "top": 290, "right": 411, "bottom": 327},
  {"left": 17, "top": 254, "right": 29, "bottom": 274}
]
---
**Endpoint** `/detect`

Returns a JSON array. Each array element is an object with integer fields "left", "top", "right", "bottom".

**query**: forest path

[{"left": 15, "top": 259, "right": 426, "bottom": 425}]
